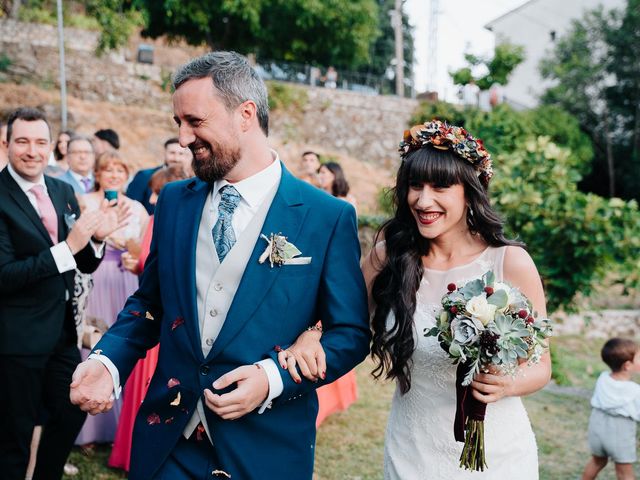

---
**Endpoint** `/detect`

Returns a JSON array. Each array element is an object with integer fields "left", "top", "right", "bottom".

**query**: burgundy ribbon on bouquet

[{"left": 454, "top": 362, "right": 487, "bottom": 442}]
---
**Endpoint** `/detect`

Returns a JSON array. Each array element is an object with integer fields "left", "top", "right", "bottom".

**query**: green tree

[
  {"left": 450, "top": 42, "right": 525, "bottom": 91},
  {"left": 134, "top": 0, "right": 380, "bottom": 69},
  {"left": 540, "top": 1, "right": 640, "bottom": 200},
  {"left": 85, "top": 0, "right": 144, "bottom": 53},
  {"left": 354, "top": 0, "right": 414, "bottom": 95}
]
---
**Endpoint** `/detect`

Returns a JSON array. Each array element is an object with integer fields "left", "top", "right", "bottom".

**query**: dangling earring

[{"left": 467, "top": 205, "right": 477, "bottom": 235}]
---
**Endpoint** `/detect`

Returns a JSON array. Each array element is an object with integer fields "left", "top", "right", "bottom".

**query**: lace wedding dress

[{"left": 384, "top": 246, "right": 539, "bottom": 479}]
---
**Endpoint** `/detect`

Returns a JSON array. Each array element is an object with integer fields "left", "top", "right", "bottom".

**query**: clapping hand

[
  {"left": 94, "top": 198, "right": 131, "bottom": 242},
  {"left": 65, "top": 199, "right": 131, "bottom": 254},
  {"left": 277, "top": 328, "right": 326, "bottom": 383},
  {"left": 70, "top": 359, "right": 115, "bottom": 415}
]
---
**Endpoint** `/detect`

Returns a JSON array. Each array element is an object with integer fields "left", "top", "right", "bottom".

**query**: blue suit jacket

[
  {"left": 126, "top": 167, "right": 161, "bottom": 215},
  {"left": 93, "top": 165, "right": 370, "bottom": 479}
]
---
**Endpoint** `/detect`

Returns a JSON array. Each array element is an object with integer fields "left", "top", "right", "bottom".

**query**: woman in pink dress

[
  {"left": 75, "top": 151, "right": 149, "bottom": 446},
  {"left": 108, "top": 165, "right": 189, "bottom": 471}
]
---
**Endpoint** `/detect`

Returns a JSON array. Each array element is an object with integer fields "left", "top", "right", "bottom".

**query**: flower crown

[{"left": 399, "top": 119, "right": 493, "bottom": 184}]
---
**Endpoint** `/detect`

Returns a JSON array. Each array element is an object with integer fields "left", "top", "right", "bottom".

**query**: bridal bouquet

[{"left": 425, "top": 271, "right": 552, "bottom": 471}]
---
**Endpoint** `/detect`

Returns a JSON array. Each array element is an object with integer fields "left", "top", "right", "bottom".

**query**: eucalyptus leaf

[
  {"left": 460, "top": 279, "right": 484, "bottom": 298},
  {"left": 487, "top": 289, "right": 508, "bottom": 309},
  {"left": 484, "top": 270, "right": 495, "bottom": 286},
  {"left": 449, "top": 342, "right": 464, "bottom": 359},
  {"left": 425, "top": 326, "right": 440, "bottom": 337}
]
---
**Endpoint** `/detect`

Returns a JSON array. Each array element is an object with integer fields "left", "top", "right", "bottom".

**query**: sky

[{"left": 404, "top": 0, "right": 529, "bottom": 101}]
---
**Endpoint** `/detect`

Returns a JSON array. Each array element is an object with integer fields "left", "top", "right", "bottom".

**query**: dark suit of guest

[
  {"left": 0, "top": 167, "right": 103, "bottom": 480},
  {"left": 126, "top": 166, "right": 161, "bottom": 215}
]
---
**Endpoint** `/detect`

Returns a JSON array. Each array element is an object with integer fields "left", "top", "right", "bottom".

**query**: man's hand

[
  {"left": 70, "top": 359, "right": 115, "bottom": 415},
  {"left": 204, "top": 365, "right": 269, "bottom": 420},
  {"left": 94, "top": 199, "right": 131, "bottom": 242},
  {"left": 65, "top": 209, "right": 103, "bottom": 254}
]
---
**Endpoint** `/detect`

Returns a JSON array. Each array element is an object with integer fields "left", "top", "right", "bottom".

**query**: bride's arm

[
  {"left": 279, "top": 242, "right": 384, "bottom": 382},
  {"left": 471, "top": 246, "right": 552, "bottom": 403}
]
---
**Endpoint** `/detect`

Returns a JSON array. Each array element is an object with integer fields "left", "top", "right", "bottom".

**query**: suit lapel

[
  {"left": 173, "top": 178, "right": 210, "bottom": 360},
  {"left": 45, "top": 176, "right": 70, "bottom": 241},
  {"left": 208, "top": 166, "right": 308, "bottom": 360},
  {"left": 2, "top": 169, "right": 54, "bottom": 245}
]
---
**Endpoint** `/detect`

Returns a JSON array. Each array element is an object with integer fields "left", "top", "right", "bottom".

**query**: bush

[
  {"left": 492, "top": 137, "right": 640, "bottom": 311},
  {"left": 0, "top": 54, "right": 11, "bottom": 73},
  {"left": 266, "top": 81, "right": 308, "bottom": 111}
]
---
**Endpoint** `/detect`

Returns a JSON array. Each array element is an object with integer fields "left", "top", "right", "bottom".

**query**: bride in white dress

[{"left": 282, "top": 120, "right": 551, "bottom": 479}]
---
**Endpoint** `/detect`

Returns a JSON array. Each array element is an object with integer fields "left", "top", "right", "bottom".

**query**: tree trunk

[
  {"left": 10, "top": 0, "right": 21, "bottom": 18},
  {"left": 633, "top": 103, "right": 640, "bottom": 166},
  {"left": 603, "top": 112, "right": 616, "bottom": 197}
]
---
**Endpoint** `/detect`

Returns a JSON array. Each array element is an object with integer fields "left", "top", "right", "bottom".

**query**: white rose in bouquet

[{"left": 465, "top": 294, "right": 497, "bottom": 326}]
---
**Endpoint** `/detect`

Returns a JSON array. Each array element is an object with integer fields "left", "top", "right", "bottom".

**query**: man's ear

[{"left": 239, "top": 101, "right": 257, "bottom": 132}]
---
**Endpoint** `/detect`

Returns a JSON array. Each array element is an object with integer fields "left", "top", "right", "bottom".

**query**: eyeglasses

[{"left": 68, "top": 150, "right": 94, "bottom": 156}]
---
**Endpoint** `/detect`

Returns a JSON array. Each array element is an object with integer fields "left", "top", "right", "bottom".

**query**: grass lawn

[{"left": 64, "top": 335, "right": 639, "bottom": 480}]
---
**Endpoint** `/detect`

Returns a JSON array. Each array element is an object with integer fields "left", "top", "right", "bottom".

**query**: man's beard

[{"left": 191, "top": 139, "right": 241, "bottom": 183}]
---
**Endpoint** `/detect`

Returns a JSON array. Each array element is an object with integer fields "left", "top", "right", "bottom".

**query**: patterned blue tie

[{"left": 212, "top": 185, "right": 241, "bottom": 262}]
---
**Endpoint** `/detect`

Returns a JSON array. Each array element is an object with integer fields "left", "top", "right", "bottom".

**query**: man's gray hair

[
  {"left": 173, "top": 51, "right": 269, "bottom": 136},
  {"left": 67, "top": 134, "right": 94, "bottom": 152}
]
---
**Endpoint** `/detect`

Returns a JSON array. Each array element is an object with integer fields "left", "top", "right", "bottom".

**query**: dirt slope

[{"left": 0, "top": 83, "right": 393, "bottom": 213}]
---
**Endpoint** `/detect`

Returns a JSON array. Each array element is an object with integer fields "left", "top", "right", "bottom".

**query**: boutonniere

[
  {"left": 64, "top": 212, "right": 77, "bottom": 229},
  {"left": 258, "top": 233, "right": 311, "bottom": 267}
]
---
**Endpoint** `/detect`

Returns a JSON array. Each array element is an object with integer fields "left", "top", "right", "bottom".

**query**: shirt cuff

[
  {"left": 51, "top": 242, "right": 77, "bottom": 273},
  {"left": 256, "top": 358, "right": 283, "bottom": 414},
  {"left": 88, "top": 353, "right": 122, "bottom": 400},
  {"left": 89, "top": 239, "right": 106, "bottom": 257}
]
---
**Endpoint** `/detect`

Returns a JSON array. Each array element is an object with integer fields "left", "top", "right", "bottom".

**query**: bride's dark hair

[{"left": 370, "top": 146, "right": 523, "bottom": 394}]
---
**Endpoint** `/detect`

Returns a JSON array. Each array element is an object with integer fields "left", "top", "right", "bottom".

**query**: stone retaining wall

[
  {"left": 0, "top": 19, "right": 170, "bottom": 111},
  {"left": 552, "top": 310, "right": 640, "bottom": 338}
]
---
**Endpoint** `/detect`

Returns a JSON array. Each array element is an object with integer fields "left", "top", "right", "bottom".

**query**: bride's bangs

[{"left": 406, "top": 147, "right": 466, "bottom": 188}]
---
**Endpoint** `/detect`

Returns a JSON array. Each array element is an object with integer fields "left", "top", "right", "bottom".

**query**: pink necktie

[{"left": 30, "top": 185, "right": 59, "bottom": 244}]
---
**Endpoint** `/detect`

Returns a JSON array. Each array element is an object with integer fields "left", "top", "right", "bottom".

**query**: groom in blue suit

[{"left": 70, "top": 51, "right": 370, "bottom": 479}]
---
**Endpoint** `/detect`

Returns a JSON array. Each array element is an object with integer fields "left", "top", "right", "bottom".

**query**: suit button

[
  {"left": 200, "top": 365, "right": 210, "bottom": 376},
  {"left": 209, "top": 309, "right": 218, "bottom": 317}
]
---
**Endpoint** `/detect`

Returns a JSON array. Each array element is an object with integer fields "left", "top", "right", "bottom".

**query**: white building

[{"left": 485, "top": 0, "right": 626, "bottom": 109}]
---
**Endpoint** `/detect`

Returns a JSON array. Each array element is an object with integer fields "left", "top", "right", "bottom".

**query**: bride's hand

[
  {"left": 470, "top": 368, "right": 514, "bottom": 404},
  {"left": 277, "top": 328, "right": 326, "bottom": 384}
]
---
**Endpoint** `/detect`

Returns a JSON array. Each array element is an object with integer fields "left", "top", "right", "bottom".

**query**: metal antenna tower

[{"left": 426, "top": 0, "right": 439, "bottom": 93}]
